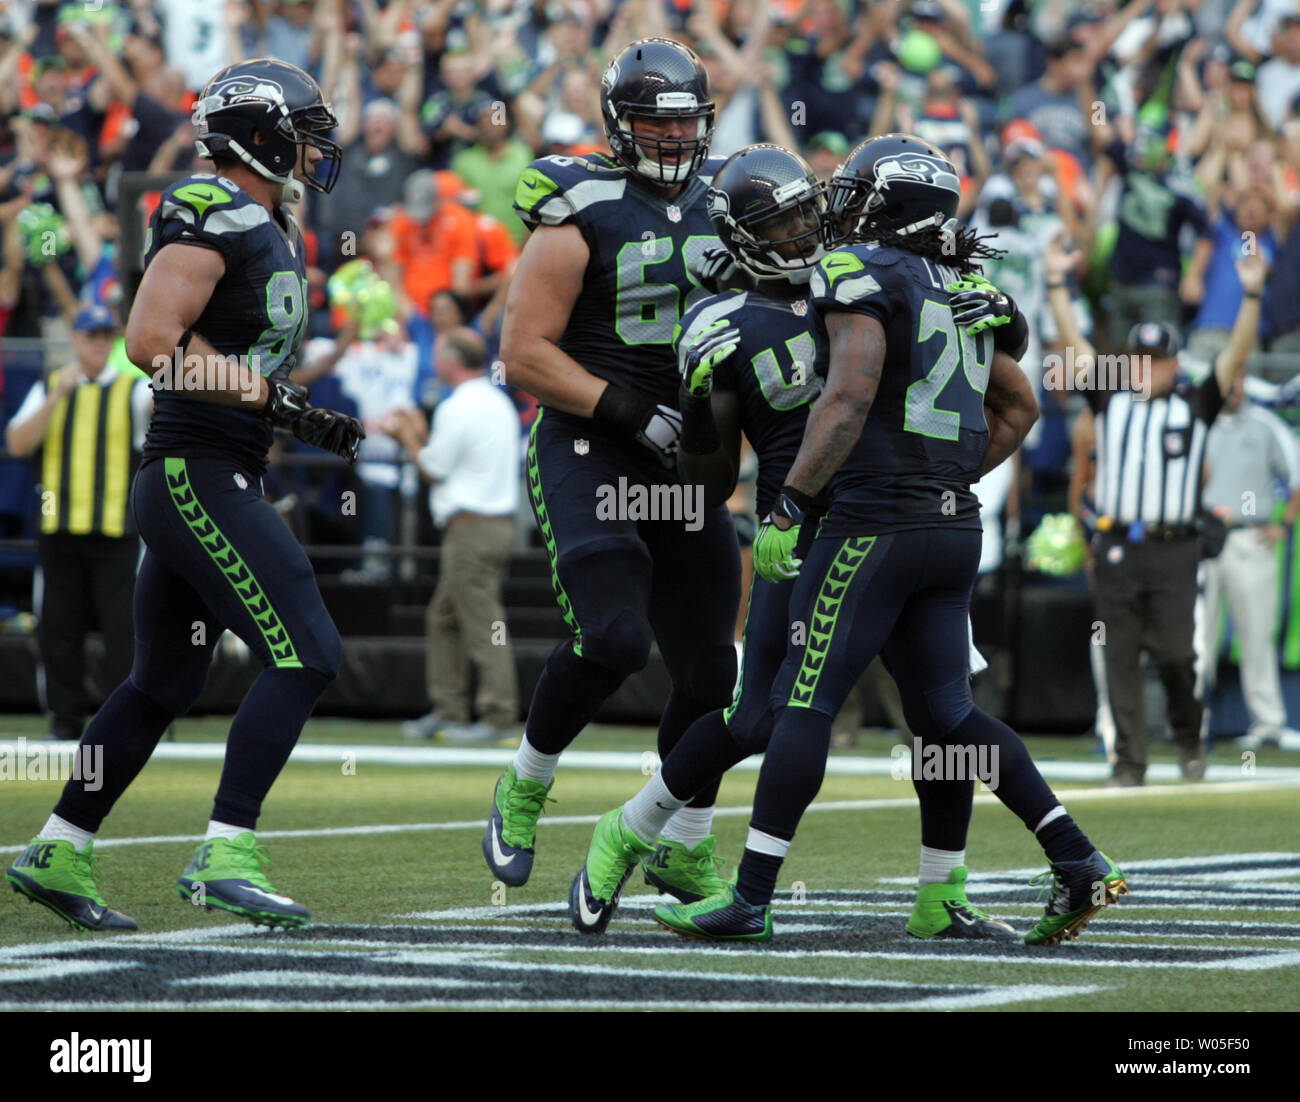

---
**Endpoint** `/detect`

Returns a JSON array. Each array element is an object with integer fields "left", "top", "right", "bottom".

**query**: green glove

[
  {"left": 754, "top": 517, "right": 803, "bottom": 582},
  {"left": 946, "top": 277, "right": 1015, "bottom": 335},
  {"left": 679, "top": 318, "right": 741, "bottom": 397}
]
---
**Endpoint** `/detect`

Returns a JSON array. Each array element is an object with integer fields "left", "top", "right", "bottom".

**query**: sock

[
  {"left": 212, "top": 667, "right": 330, "bottom": 830},
  {"left": 660, "top": 804, "right": 715, "bottom": 848},
  {"left": 38, "top": 813, "right": 93, "bottom": 850},
  {"left": 622, "top": 773, "right": 686, "bottom": 844},
  {"left": 513, "top": 733, "right": 561, "bottom": 785},
  {"left": 523, "top": 642, "right": 625, "bottom": 755},
  {"left": 205, "top": 820, "right": 246, "bottom": 841},
  {"left": 919, "top": 845, "right": 965, "bottom": 886},
  {"left": 656, "top": 688, "right": 724, "bottom": 810},
  {"left": 1034, "top": 809, "right": 1094, "bottom": 865},
  {"left": 53, "top": 678, "right": 176, "bottom": 833},
  {"left": 735, "top": 828, "right": 789, "bottom": 907}
]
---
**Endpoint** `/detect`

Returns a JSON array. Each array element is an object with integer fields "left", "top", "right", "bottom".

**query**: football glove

[
  {"left": 753, "top": 491, "right": 808, "bottom": 582},
  {"left": 680, "top": 318, "right": 742, "bottom": 398},
  {"left": 592, "top": 383, "right": 683, "bottom": 468},
  {"left": 263, "top": 375, "right": 310, "bottom": 429},
  {"left": 947, "top": 278, "right": 1015, "bottom": 335},
  {"left": 690, "top": 245, "right": 738, "bottom": 292},
  {"left": 291, "top": 407, "right": 367, "bottom": 464}
]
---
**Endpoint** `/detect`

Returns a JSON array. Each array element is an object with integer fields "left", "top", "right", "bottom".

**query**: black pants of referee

[
  {"left": 1092, "top": 532, "right": 1203, "bottom": 782},
  {"left": 36, "top": 533, "right": 138, "bottom": 741}
]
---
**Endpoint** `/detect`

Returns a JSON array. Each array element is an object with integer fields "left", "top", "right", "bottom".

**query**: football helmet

[
  {"left": 708, "top": 144, "right": 825, "bottom": 282},
  {"left": 193, "top": 59, "right": 341, "bottom": 204},
  {"left": 824, "top": 133, "right": 961, "bottom": 248},
  {"left": 600, "top": 38, "right": 714, "bottom": 185}
]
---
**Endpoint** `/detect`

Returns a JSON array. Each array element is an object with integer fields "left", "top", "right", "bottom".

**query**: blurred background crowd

[{"left": 1, "top": 0, "right": 1300, "bottom": 738}]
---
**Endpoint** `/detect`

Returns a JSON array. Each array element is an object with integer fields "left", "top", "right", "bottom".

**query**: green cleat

[
  {"left": 483, "top": 763, "right": 554, "bottom": 886},
  {"left": 906, "top": 866, "right": 1018, "bottom": 939},
  {"left": 642, "top": 835, "right": 728, "bottom": 903},
  {"left": 1024, "top": 851, "right": 1127, "bottom": 946},
  {"left": 177, "top": 833, "right": 309, "bottom": 928},
  {"left": 6, "top": 838, "right": 137, "bottom": 932},
  {"left": 654, "top": 884, "right": 773, "bottom": 943},
  {"left": 569, "top": 808, "right": 654, "bottom": 934}
]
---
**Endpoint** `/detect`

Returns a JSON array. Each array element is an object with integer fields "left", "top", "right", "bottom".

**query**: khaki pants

[
  {"left": 1201, "top": 527, "right": 1287, "bottom": 738},
  {"left": 427, "top": 515, "right": 518, "bottom": 727}
]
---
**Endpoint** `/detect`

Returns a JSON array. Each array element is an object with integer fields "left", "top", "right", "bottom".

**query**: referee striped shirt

[{"left": 1086, "top": 370, "right": 1223, "bottom": 526}]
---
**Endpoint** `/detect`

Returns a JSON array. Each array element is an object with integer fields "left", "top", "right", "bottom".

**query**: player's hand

[
  {"left": 690, "top": 245, "right": 737, "bottom": 292},
  {"left": 753, "top": 516, "right": 802, "bottom": 582},
  {"left": 636, "top": 403, "right": 683, "bottom": 468},
  {"left": 680, "top": 318, "right": 741, "bottom": 397},
  {"left": 947, "top": 279, "right": 1015, "bottom": 334},
  {"left": 263, "top": 376, "right": 310, "bottom": 429},
  {"left": 291, "top": 407, "right": 367, "bottom": 464}
]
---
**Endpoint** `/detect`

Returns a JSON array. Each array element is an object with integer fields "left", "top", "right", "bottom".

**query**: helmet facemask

[
  {"left": 823, "top": 157, "right": 960, "bottom": 249},
  {"left": 612, "top": 101, "right": 715, "bottom": 185},
  {"left": 718, "top": 180, "right": 826, "bottom": 283}
]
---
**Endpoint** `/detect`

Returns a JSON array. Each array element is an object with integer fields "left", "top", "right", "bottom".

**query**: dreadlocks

[{"left": 866, "top": 222, "right": 1006, "bottom": 275}]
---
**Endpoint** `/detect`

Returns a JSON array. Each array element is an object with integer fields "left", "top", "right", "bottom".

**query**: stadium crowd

[{"left": 1, "top": 0, "right": 1299, "bottom": 740}]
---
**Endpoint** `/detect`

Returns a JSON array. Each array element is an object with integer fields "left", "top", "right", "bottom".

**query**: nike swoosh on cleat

[
  {"left": 239, "top": 886, "right": 298, "bottom": 907},
  {"left": 576, "top": 876, "right": 605, "bottom": 927},
  {"left": 945, "top": 904, "right": 977, "bottom": 925},
  {"left": 489, "top": 828, "right": 516, "bottom": 868},
  {"left": 86, "top": 905, "right": 105, "bottom": 924}
]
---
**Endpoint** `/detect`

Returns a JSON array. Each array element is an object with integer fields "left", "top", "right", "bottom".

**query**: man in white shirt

[
  {"left": 5, "top": 305, "right": 152, "bottom": 742},
  {"left": 390, "top": 327, "right": 520, "bottom": 744},
  {"left": 1202, "top": 372, "right": 1300, "bottom": 750},
  {"left": 1257, "top": 13, "right": 1300, "bottom": 130}
]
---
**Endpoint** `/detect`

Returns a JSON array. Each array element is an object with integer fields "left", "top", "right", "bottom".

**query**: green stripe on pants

[
  {"left": 163, "top": 457, "right": 302, "bottom": 668},
  {"left": 788, "top": 536, "right": 875, "bottom": 709},
  {"left": 525, "top": 410, "right": 584, "bottom": 657}
]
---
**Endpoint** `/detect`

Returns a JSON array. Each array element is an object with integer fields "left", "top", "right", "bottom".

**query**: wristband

[
  {"left": 678, "top": 386, "right": 720, "bottom": 455},
  {"left": 993, "top": 305, "right": 1029, "bottom": 359},
  {"left": 777, "top": 484, "right": 813, "bottom": 515},
  {"left": 1046, "top": 281, "right": 1066, "bottom": 290},
  {"left": 1243, "top": 291, "right": 1262, "bottom": 300},
  {"left": 592, "top": 383, "right": 645, "bottom": 437}
]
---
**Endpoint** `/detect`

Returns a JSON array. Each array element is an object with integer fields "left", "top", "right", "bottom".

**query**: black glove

[
  {"left": 593, "top": 383, "right": 682, "bottom": 468},
  {"left": 292, "top": 407, "right": 366, "bottom": 464},
  {"left": 690, "top": 245, "right": 738, "bottom": 293},
  {"left": 263, "top": 375, "right": 311, "bottom": 429}
]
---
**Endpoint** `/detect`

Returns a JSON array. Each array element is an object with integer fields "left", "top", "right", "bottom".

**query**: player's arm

[
  {"left": 499, "top": 224, "right": 606, "bottom": 416},
  {"left": 782, "top": 310, "right": 885, "bottom": 502},
  {"left": 125, "top": 243, "right": 269, "bottom": 410},
  {"left": 1213, "top": 251, "right": 1265, "bottom": 396},
  {"left": 679, "top": 387, "right": 742, "bottom": 509},
  {"left": 981, "top": 349, "right": 1039, "bottom": 476},
  {"left": 1068, "top": 407, "right": 1095, "bottom": 532}
]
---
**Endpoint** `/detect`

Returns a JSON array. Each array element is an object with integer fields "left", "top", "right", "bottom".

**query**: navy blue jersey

[
  {"left": 677, "top": 287, "right": 828, "bottom": 517},
  {"left": 140, "top": 173, "right": 309, "bottom": 477},
  {"left": 809, "top": 244, "right": 994, "bottom": 535},
  {"left": 514, "top": 153, "right": 722, "bottom": 408}
]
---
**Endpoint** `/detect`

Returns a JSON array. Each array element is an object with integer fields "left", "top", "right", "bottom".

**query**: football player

[
  {"left": 5, "top": 60, "right": 363, "bottom": 931},
  {"left": 568, "top": 144, "right": 1028, "bottom": 939},
  {"left": 654, "top": 135, "right": 1127, "bottom": 945},
  {"left": 483, "top": 38, "right": 741, "bottom": 898}
]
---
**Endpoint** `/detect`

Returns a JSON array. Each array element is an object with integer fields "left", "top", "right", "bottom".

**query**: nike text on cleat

[
  {"left": 642, "top": 835, "right": 728, "bottom": 903},
  {"left": 482, "top": 763, "right": 554, "bottom": 887},
  {"left": 6, "top": 838, "right": 137, "bottom": 932},
  {"left": 1024, "top": 851, "right": 1127, "bottom": 946},
  {"left": 569, "top": 808, "right": 653, "bottom": 934},
  {"left": 905, "top": 866, "right": 1018, "bottom": 939},
  {"left": 653, "top": 885, "right": 773, "bottom": 942},
  {"left": 176, "top": 833, "right": 309, "bottom": 928}
]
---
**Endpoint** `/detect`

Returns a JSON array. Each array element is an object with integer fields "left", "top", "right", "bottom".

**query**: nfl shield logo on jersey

[
  {"left": 667, "top": 205, "right": 682, "bottom": 223},
  {"left": 574, "top": 438, "right": 590, "bottom": 456},
  {"left": 792, "top": 299, "right": 808, "bottom": 316}
]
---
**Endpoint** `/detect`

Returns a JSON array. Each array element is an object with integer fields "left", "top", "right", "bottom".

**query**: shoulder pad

[
  {"left": 159, "top": 174, "right": 268, "bottom": 236},
  {"left": 694, "top": 156, "right": 727, "bottom": 187},
  {"left": 677, "top": 289, "right": 748, "bottom": 346},
  {"left": 515, "top": 155, "right": 628, "bottom": 227},
  {"left": 810, "top": 247, "right": 890, "bottom": 307}
]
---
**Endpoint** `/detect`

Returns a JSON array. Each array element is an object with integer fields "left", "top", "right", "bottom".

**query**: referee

[{"left": 1044, "top": 236, "right": 1265, "bottom": 786}]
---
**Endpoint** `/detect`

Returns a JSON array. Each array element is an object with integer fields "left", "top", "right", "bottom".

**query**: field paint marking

[
  {"left": 5, "top": 739, "right": 1299, "bottom": 783},
  {"left": 6, "top": 781, "right": 1300, "bottom": 856},
  {"left": 0, "top": 986, "right": 1104, "bottom": 1012},
  {"left": 0, "top": 960, "right": 139, "bottom": 983},
  {"left": 878, "top": 852, "right": 1300, "bottom": 884},
  {"left": 170, "top": 970, "right": 501, "bottom": 990}
]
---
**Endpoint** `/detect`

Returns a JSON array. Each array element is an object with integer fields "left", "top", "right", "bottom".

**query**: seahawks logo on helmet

[{"left": 873, "top": 154, "right": 961, "bottom": 196}]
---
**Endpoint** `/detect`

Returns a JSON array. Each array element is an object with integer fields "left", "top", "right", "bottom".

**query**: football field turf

[{"left": 2, "top": 715, "right": 1298, "bottom": 1014}]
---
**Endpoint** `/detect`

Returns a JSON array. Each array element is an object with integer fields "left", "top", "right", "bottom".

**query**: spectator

[
  {"left": 420, "top": 49, "right": 498, "bottom": 169},
  {"left": 1202, "top": 371, "right": 1300, "bottom": 752},
  {"left": 1006, "top": 36, "right": 1095, "bottom": 170},
  {"left": 806, "top": 130, "right": 850, "bottom": 182},
  {"left": 1256, "top": 12, "right": 1300, "bottom": 129},
  {"left": 392, "top": 326, "right": 520, "bottom": 745},
  {"left": 451, "top": 100, "right": 534, "bottom": 244},
  {"left": 383, "top": 169, "right": 478, "bottom": 318},
  {"left": 4, "top": 304, "right": 151, "bottom": 743}
]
